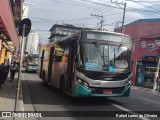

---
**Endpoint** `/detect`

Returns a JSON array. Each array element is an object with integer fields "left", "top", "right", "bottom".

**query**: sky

[{"left": 24, "top": 0, "right": 160, "bottom": 43}]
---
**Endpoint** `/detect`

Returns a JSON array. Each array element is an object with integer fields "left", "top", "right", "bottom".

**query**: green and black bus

[{"left": 38, "top": 30, "right": 132, "bottom": 97}]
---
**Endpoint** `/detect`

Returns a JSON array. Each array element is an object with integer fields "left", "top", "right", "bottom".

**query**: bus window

[
  {"left": 54, "top": 45, "right": 64, "bottom": 62},
  {"left": 62, "top": 44, "right": 69, "bottom": 63}
]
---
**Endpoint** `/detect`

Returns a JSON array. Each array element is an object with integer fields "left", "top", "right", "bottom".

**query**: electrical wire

[{"left": 27, "top": 0, "right": 160, "bottom": 41}]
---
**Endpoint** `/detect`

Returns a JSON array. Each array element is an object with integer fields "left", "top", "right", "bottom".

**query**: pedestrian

[
  {"left": 10, "top": 61, "right": 18, "bottom": 81},
  {"left": 156, "top": 77, "right": 160, "bottom": 93}
]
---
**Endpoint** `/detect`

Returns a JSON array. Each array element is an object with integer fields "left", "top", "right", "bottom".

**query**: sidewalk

[
  {"left": 0, "top": 73, "right": 24, "bottom": 119},
  {"left": 131, "top": 85, "right": 160, "bottom": 94}
]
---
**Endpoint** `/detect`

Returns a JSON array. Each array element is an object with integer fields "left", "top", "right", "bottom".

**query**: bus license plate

[{"left": 103, "top": 90, "right": 112, "bottom": 94}]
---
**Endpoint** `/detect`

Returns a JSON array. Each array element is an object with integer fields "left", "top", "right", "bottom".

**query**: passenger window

[
  {"left": 62, "top": 44, "right": 69, "bottom": 62},
  {"left": 44, "top": 49, "right": 49, "bottom": 59},
  {"left": 54, "top": 42, "right": 69, "bottom": 63},
  {"left": 54, "top": 45, "right": 64, "bottom": 62}
]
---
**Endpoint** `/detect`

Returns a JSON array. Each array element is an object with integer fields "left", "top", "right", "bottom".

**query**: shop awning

[{"left": 0, "top": 0, "right": 19, "bottom": 49}]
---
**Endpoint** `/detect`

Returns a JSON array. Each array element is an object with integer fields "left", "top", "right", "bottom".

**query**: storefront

[
  {"left": 135, "top": 55, "right": 158, "bottom": 88},
  {"left": 0, "top": 0, "right": 20, "bottom": 64}
]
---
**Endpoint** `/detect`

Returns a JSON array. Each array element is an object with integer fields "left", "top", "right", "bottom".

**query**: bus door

[
  {"left": 66, "top": 39, "right": 78, "bottom": 93},
  {"left": 48, "top": 47, "right": 54, "bottom": 83},
  {"left": 40, "top": 50, "right": 44, "bottom": 78}
]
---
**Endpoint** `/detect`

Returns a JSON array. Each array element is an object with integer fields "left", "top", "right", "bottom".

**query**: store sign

[{"left": 142, "top": 55, "right": 156, "bottom": 62}]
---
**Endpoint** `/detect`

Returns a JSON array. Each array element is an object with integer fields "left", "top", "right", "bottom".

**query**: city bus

[
  {"left": 38, "top": 30, "right": 132, "bottom": 97},
  {"left": 25, "top": 53, "right": 39, "bottom": 72}
]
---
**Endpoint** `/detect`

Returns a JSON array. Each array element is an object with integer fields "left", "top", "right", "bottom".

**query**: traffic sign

[{"left": 18, "top": 18, "right": 31, "bottom": 37}]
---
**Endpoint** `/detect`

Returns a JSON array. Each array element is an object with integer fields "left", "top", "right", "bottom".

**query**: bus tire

[
  {"left": 42, "top": 71, "right": 47, "bottom": 86},
  {"left": 60, "top": 77, "right": 66, "bottom": 96}
]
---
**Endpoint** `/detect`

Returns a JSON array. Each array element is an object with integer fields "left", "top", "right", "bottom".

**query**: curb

[{"left": 131, "top": 86, "right": 159, "bottom": 94}]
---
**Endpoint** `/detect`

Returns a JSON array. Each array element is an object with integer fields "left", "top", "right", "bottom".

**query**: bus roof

[{"left": 48, "top": 30, "right": 131, "bottom": 46}]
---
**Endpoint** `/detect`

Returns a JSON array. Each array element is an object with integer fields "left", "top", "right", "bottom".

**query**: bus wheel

[{"left": 42, "top": 71, "right": 47, "bottom": 86}]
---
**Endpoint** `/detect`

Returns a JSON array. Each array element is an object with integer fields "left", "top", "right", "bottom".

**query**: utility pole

[
  {"left": 91, "top": 14, "right": 104, "bottom": 30},
  {"left": 121, "top": 2, "right": 126, "bottom": 33},
  {"left": 111, "top": 0, "right": 126, "bottom": 33}
]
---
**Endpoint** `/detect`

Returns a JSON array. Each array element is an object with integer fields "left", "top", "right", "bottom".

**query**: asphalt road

[{"left": 22, "top": 72, "right": 160, "bottom": 120}]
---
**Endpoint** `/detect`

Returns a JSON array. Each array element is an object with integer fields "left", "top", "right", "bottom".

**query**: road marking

[
  {"left": 109, "top": 102, "right": 150, "bottom": 120},
  {"left": 138, "top": 97, "right": 160, "bottom": 105}
]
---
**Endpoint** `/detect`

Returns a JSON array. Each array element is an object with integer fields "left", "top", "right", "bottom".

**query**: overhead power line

[
  {"left": 78, "top": 0, "right": 122, "bottom": 9},
  {"left": 49, "top": 0, "right": 95, "bottom": 8},
  {"left": 30, "top": 11, "right": 123, "bottom": 24}
]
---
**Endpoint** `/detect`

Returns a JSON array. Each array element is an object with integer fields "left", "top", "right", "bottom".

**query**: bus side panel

[
  {"left": 48, "top": 47, "right": 54, "bottom": 83},
  {"left": 51, "top": 62, "right": 58, "bottom": 88},
  {"left": 43, "top": 49, "right": 49, "bottom": 83},
  {"left": 37, "top": 49, "right": 42, "bottom": 77},
  {"left": 44, "top": 62, "right": 49, "bottom": 83},
  {"left": 50, "top": 44, "right": 66, "bottom": 89},
  {"left": 50, "top": 62, "right": 64, "bottom": 89},
  {"left": 50, "top": 62, "right": 55, "bottom": 87},
  {"left": 38, "top": 49, "right": 44, "bottom": 78}
]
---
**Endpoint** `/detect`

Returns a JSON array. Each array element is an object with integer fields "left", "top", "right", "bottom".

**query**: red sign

[{"left": 103, "top": 90, "right": 112, "bottom": 94}]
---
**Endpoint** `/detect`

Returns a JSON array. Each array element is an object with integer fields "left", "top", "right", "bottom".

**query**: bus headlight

[
  {"left": 125, "top": 81, "right": 131, "bottom": 88},
  {"left": 83, "top": 82, "right": 89, "bottom": 88},
  {"left": 77, "top": 79, "right": 82, "bottom": 84},
  {"left": 128, "top": 73, "right": 132, "bottom": 80},
  {"left": 77, "top": 79, "right": 89, "bottom": 88},
  {"left": 126, "top": 73, "right": 132, "bottom": 86}
]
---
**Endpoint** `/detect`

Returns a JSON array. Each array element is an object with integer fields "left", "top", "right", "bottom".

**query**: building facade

[
  {"left": 24, "top": 28, "right": 39, "bottom": 54},
  {"left": 49, "top": 24, "right": 91, "bottom": 43},
  {"left": 115, "top": 18, "right": 160, "bottom": 88},
  {"left": 0, "top": 0, "right": 21, "bottom": 64}
]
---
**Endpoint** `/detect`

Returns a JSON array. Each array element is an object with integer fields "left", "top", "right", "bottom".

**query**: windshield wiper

[
  {"left": 93, "top": 42, "right": 109, "bottom": 70},
  {"left": 112, "top": 44, "right": 122, "bottom": 66},
  {"left": 93, "top": 42, "right": 103, "bottom": 58},
  {"left": 116, "top": 43, "right": 122, "bottom": 54},
  {"left": 113, "top": 43, "right": 123, "bottom": 60}
]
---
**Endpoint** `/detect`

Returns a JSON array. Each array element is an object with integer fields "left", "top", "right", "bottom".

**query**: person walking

[
  {"left": 10, "top": 61, "right": 18, "bottom": 81},
  {"left": 157, "top": 78, "right": 160, "bottom": 93}
]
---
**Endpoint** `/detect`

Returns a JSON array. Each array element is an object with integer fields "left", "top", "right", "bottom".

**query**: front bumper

[
  {"left": 25, "top": 67, "right": 38, "bottom": 72},
  {"left": 73, "top": 82, "right": 131, "bottom": 97}
]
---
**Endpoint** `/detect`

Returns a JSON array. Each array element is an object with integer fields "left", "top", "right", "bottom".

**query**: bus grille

[{"left": 90, "top": 87, "right": 124, "bottom": 94}]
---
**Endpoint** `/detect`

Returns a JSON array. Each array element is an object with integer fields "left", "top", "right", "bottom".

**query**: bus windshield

[
  {"left": 78, "top": 42, "right": 131, "bottom": 72},
  {"left": 28, "top": 54, "right": 39, "bottom": 65}
]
